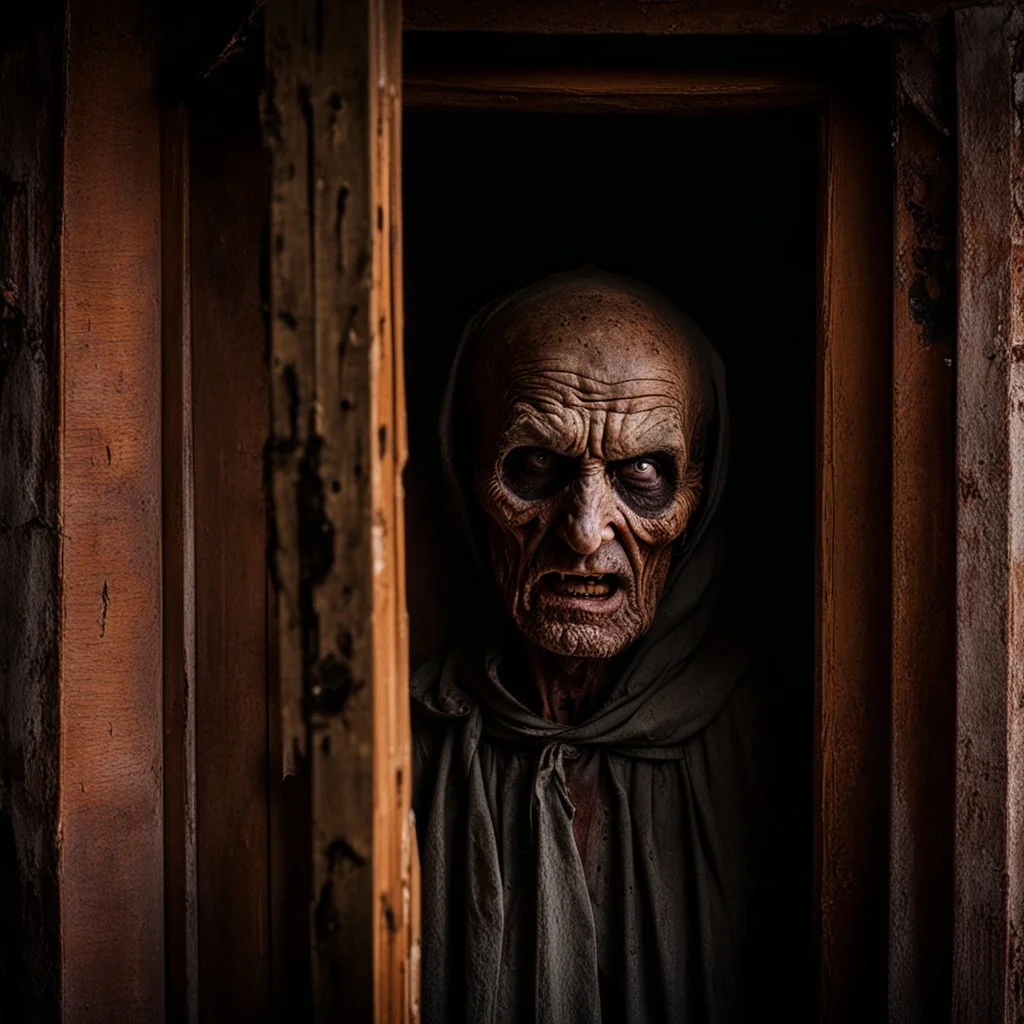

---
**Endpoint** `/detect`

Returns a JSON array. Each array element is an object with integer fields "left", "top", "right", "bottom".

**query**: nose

[{"left": 556, "top": 471, "right": 616, "bottom": 555}]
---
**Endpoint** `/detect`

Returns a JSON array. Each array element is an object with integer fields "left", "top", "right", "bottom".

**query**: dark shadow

[
  {"left": 0, "top": 806, "right": 25, "bottom": 1018},
  {"left": 403, "top": 104, "right": 818, "bottom": 992}
]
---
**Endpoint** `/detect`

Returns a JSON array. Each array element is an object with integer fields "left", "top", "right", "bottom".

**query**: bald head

[
  {"left": 464, "top": 272, "right": 707, "bottom": 660},
  {"left": 468, "top": 277, "right": 704, "bottom": 454}
]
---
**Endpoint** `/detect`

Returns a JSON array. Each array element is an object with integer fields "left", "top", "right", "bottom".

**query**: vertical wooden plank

[
  {"left": 266, "top": 3, "right": 374, "bottom": 1014},
  {"left": 0, "top": 2, "right": 65, "bottom": 1017},
  {"left": 1008, "top": 23, "right": 1024, "bottom": 1020},
  {"left": 888, "top": 29, "right": 956, "bottom": 1024},
  {"left": 190, "top": 76, "right": 271, "bottom": 1020},
  {"left": 60, "top": 0, "right": 165, "bottom": 1017},
  {"left": 816, "top": 77, "right": 892, "bottom": 1022},
  {"left": 265, "top": 0, "right": 415, "bottom": 1018},
  {"left": 373, "top": 1, "right": 418, "bottom": 1019},
  {"left": 161, "top": 105, "right": 198, "bottom": 1024},
  {"left": 953, "top": 7, "right": 1024, "bottom": 1021}
]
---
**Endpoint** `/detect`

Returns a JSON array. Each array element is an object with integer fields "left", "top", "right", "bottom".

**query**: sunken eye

[
  {"left": 501, "top": 447, "right": 574, "bottom": 500},
  {"left": 525, "top": 449, "right": 555, "bottom": 472},
  {"left": 612, "top": 454, "right": 675, "bottom": 514},
  {"left": 616, "top": 458, "right": 661, "bottom": 486}
]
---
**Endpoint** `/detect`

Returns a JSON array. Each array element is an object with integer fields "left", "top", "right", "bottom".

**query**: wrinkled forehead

[{"left": 466, "top": 282, "right": 704, "bottom": 433}]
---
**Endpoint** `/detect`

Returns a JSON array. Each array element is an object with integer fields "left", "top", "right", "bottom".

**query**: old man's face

[{"left": 469, "top": 282, "right": 705, "bottom": 659}]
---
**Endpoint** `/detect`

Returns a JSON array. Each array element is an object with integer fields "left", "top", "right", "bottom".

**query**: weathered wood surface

[
  {"left": 404, "top": 0, "right": 963, "bottom": 35},
  {"left": 816, "top": 77, "right": 891, "bottom": 1022},
  {"left": 888, "top": 29, "right": 956, "bottom": 1024},
  {"left": 376, "top": 1, "right": 419, "bottom": 1018},
  {"left": 954, "top": 7, "right": 1024, "bottom": 1022},
  {"left": 160, "top": 105, "right": 198, "bottom": 1024},
  {"left": 60, "top": 0, "right": 165, "bottom": 1017},
  {"left": 265, "top": 0, "right": 416, "bottom": 1019},
  {"left": 0, "top": 3, "right": 65, "bottom": 1019},
  {"left": 190, "top": 79, "right": 272, "bottom": 1021}
]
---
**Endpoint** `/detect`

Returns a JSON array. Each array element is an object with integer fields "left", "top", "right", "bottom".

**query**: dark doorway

[{"left": 403, "top": 107, "right": 817, "bottom": 990}]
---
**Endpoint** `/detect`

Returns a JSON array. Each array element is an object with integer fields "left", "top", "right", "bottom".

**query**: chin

[{"left": 519, "top": 617, "right": 640, "bottom": 660}]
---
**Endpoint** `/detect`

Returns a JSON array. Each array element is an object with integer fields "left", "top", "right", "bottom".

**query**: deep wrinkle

[{"left": 467, "top": 278, "right": 707, "bottom": 717}]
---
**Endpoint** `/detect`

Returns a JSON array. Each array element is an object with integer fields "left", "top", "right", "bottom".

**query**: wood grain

[
  {"left": 265, "top": 1, "right": 415, "bottom": 1019},
  {"left": 888, "top": 29, "right": 956, "bottom": 1024},
  {"left": 190, "top": 77, "right": 271, "bottom": 1021},
  {"left": 816, "top": 74, "right": 892, "bottom": 1022},
  {"left": 60, "top": 0, "right": 165, "bottom": 1017},
  {"left": 953, "top": 7, "right": 1024, "bottom": 1021},
  {"left": 0, "top": 2, "right": 66, "bottom": 1017}
]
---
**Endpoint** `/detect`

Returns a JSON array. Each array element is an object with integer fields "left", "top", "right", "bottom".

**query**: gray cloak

[{"left": 412, "top": 272, "right": 783, "bottom": 1023}]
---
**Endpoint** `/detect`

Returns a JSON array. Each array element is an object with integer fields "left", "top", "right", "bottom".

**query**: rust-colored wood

[
  {"left": 377, "top": 1, "right": 419, "bottom": 1018},
  {"left": 815, "top": 78, "right": 892, "bottom": 1022},
  {"left": 189, "top": 80, "right": 271, "bottom": 1020},
  {"left": 403, "top": 0, "right": 962, "bottom": 36},
  {"left": 265, "top": 0, "right": 415, "bottom": 1019},
  {"left": 60, "top": 0, "right": 165, "bottom": 1017},
  {"left": 953, "top": 7, "right": 1024, "bottom": 1021},
  {"left": 888, "top": 29, "right": 956, "bottom": 1024},
  {"left": 161, "top": 104, "right": 198, "bottom": 1024}
]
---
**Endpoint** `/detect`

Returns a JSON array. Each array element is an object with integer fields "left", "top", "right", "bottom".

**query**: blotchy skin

[{"left": 467, "top": 279, "right": 706, "bottom": 714}]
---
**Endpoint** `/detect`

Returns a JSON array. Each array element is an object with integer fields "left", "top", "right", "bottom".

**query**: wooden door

[{"left": 264, "top": 2, "right": 417, "bottom": 1021}]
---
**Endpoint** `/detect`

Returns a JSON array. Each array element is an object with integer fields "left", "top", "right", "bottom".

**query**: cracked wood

[{"left": 265, "top": 0, "right": 416, "bottom": 1020}]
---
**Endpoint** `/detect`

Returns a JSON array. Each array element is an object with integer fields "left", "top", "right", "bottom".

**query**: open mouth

[{"left": 541, "top": 572, "right": 621, "bottom": 599}]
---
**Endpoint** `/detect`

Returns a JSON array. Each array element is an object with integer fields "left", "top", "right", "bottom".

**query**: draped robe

[{"left": 412, "top": 273, "right": 789, "bottom": 1023}]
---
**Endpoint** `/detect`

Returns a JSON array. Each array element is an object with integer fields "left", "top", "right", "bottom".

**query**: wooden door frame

[
  {"left": 952, "top": 9, "right": 1024, "bottom": 1020},
  {"left": 60, "top": 1, "right": 165, "bottom": 1016},
  {"left": 16, "top": 1, "right": 1021, "bottom": 1021},
  {"left": 264, "top": 2, "right": 415, "bottom": 1021},
  {"left": 403, "top": 46, "right": 895, "bottom": 1020},
  {"left": 33, "top": 2, "right": 1024, "bottom": 1021}
]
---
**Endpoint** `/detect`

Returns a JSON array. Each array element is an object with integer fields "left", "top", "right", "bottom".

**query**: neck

[{"left": 522, "top": 642, "right": 613, "bottom": 725}]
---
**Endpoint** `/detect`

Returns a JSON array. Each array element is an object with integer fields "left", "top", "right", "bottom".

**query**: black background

[{"left": 403, "top": 106, "right": 818, "bottom": 982}]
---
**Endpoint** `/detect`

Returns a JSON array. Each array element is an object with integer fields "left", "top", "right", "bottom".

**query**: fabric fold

[{"left": 412, "top": 269, "right": 769, "bottom": 1023}]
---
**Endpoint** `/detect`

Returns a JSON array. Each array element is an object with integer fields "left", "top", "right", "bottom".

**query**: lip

[{"left": 532, "top": 571, "right": 627, "bottom": 615}]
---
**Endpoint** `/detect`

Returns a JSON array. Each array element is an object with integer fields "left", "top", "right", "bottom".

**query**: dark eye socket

[
  {"left": 501, "top": 447, "right": 575, "bottom": 500},
  {"left": 524, "top": 449, "right": 555, "bottom": 471},
  {"left": 612, "top": 453, "right": 675, "bottom": 514}
]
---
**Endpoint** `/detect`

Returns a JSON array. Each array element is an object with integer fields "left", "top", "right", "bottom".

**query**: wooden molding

[
  {"left": 815, "top": 76, "right": 892, "bottom": 1023},
  {"left": 888, "top": 28, "right": 957, "bottom": 1024}
]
